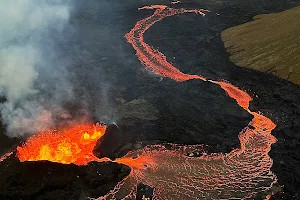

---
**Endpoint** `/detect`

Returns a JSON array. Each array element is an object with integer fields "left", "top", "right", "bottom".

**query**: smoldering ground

[
  {"left": 0, "top": 0, "right": 78, "bottom": 137},
  {"left": 0, "top": 0, "right": 106, "bottom": 138},
  {"left": 0, "top": 0, "right": 132, "bottom": 140}
]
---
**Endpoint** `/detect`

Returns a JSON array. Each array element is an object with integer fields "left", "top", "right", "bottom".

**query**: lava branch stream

[{"left": 9, "top": 4, "right": 279, "bottom": 200}]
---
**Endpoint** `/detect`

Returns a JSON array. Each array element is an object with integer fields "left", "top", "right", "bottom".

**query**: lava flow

[
  {"left": 8, "top": 4, "right": 279, "bottom": 200},
  {"left": 94, "top": 5, "right": 278, "bottom": 200},
  {"left": 17, "top": 124, "right": 108, "bottom": 165}
]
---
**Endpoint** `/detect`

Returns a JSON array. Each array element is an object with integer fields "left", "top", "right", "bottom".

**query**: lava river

[
  {"left": 96, "top": 5, "right": 278, "bottom": 200},
  {"left": 11, "top": 4, "right": 278, "bottom": 200}
]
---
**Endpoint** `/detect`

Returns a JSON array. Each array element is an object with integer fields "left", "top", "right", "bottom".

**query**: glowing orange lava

[
  {"left": 0, "top": 151, "right": 13, "bottom": 163},
  {"left": 8, "top": 4, "right": 279, "bottom": 200},
  {"left": 17, "top": 124, "right": 107, "bottom": 165},
  {"left": 93, "top": 5, "right": 279, "bottom": 199},
  {"left": 125, "top": 5, "right": 208, "bottom": 82}
]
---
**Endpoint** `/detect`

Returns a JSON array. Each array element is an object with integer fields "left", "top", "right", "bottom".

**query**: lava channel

[{"left": 94, "top": 5, "right": 278, "bottom": 200}]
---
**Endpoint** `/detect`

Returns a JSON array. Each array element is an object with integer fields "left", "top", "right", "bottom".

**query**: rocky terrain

[{"left": 1, "top": 0, "right": 300, "bottom": 199}]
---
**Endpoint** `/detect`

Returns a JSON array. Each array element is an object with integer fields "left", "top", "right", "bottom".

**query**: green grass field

[{"left": 222, "top": 6, "right": 300, "bottom": 84}]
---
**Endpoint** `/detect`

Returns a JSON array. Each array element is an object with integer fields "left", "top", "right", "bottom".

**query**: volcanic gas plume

[
  {"left": 0, "top": 0, "right": 74, "bottom": 137},
  {"left": 5, "top": 4, "right": 279, "bottom": 200}
]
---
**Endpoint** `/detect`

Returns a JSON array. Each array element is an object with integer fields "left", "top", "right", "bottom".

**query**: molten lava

[
  {"left": 0, "top": 151, "right": 13, "bottom": 163},
  {"left": 8, "top": 4, "right": 279, "bottom": 200},
  {"left": 17, "top": 124, "right": 107, "bottom": 165},
  {"left": 125, "top": 5, "right": 207, "bottom": 82},
  {"left": 94, "top": 4, "right": 279, "bottom": 200}
]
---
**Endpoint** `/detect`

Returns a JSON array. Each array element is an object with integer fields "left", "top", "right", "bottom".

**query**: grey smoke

[{"left": 0, "top": 0, "right": 76, "bottom": 137}]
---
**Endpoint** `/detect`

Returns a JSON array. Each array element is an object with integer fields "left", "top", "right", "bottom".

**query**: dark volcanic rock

[
  {"left": 94, "top": 124, "right": 124, "bottom": 160},
  {"left": 136, "top": 183, "right": 154, "bottom": 200},
  {"left": 1, "top": 0, "right": 300, "bottom": 199},
  {"left": 0, "top": 121, "right": 20, "bottom": 155},
  {"left": 150, "top": 79, "right": 252, "bottom": 150},
  {"left": 95, "top": 79, "right": 253, "bottom": 159},
  {"left": 0, "top": 154, "right": 130, "bottom": 200}
]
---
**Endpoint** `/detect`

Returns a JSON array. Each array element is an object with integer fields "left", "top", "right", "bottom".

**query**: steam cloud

[{"left": 0, "top": 0, "right": 76, "bottom": 137}]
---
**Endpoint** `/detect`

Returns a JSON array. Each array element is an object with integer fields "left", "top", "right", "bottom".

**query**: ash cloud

[
  {"left": 0, "top": 0, "right": 81, "bottom": 137},
  {"left": 69, "top": 1, "right": 125, "bottom": 125}
]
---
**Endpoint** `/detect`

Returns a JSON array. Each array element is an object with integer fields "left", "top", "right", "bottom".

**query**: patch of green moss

[{"left": 222, "top": 6, "right": 300, "bottom": 84}]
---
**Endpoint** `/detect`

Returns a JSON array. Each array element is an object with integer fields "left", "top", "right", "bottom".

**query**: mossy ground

[{"left": 222, "top": 6, "right": 300, "bottom": 84}]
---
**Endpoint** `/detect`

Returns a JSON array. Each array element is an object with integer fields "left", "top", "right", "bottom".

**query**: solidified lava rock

[
  {"left": 0, "top": 121, "right": 20, "bottom": 155},
  {"left": 150, "top": 79, "right": 252, "bottom": 149},
  {"left": 94, "top": 124, "right": 124, "bottom": 160},
  {"left": 0, "top": 154, "right": 130, "bottom": 200},
  {"left": 1, "top": 1, "right": 300, "bottom": 199},
  {"left": 95, "top": 78, "right": 253, "bottom": 159},
  {"left": 136, "top": 183, "right": 154, "bottom": 200}
]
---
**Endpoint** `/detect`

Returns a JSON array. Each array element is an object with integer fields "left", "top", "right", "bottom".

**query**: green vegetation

[{"left": 222, "top": 6, "right": 300, "bottom": 84}]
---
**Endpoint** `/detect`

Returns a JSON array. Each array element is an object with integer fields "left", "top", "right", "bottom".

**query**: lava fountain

[
  {"left": 17, "top": 123, "right": 108, "bottom": 165},
  {"left": 93, "top": 5, "right": 278, "bottom": 200}
]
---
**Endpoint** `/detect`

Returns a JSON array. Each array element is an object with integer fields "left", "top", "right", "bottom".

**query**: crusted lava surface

[{"left": 0, "top": 151, "right": 130, "bottom": 200}]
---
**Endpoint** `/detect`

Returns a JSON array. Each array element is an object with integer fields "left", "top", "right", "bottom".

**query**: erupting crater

[
  {"left": 17, "top": 123, "right": 108, "bottom": 165},
  {"left": 2, "top": 4, "right": 279, "bottom": 200}
]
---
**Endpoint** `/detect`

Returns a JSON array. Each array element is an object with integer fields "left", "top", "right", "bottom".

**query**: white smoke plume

[{"left": 0, "top": 0, "right": 75, "bottom": 137}]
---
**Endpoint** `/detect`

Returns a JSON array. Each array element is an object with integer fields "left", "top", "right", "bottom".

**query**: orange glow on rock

[
  {"left": 116, "top": 154, "right": 156, "bottom": 170},
  {"left": 17, "top": 124, "right": 107, "bottom": 165},
  {"left": 0, "top": 151, "right": 13, "bottom": 163},
  {"left": 214, "top": 81, "right": 252, "bottom": 110}
]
